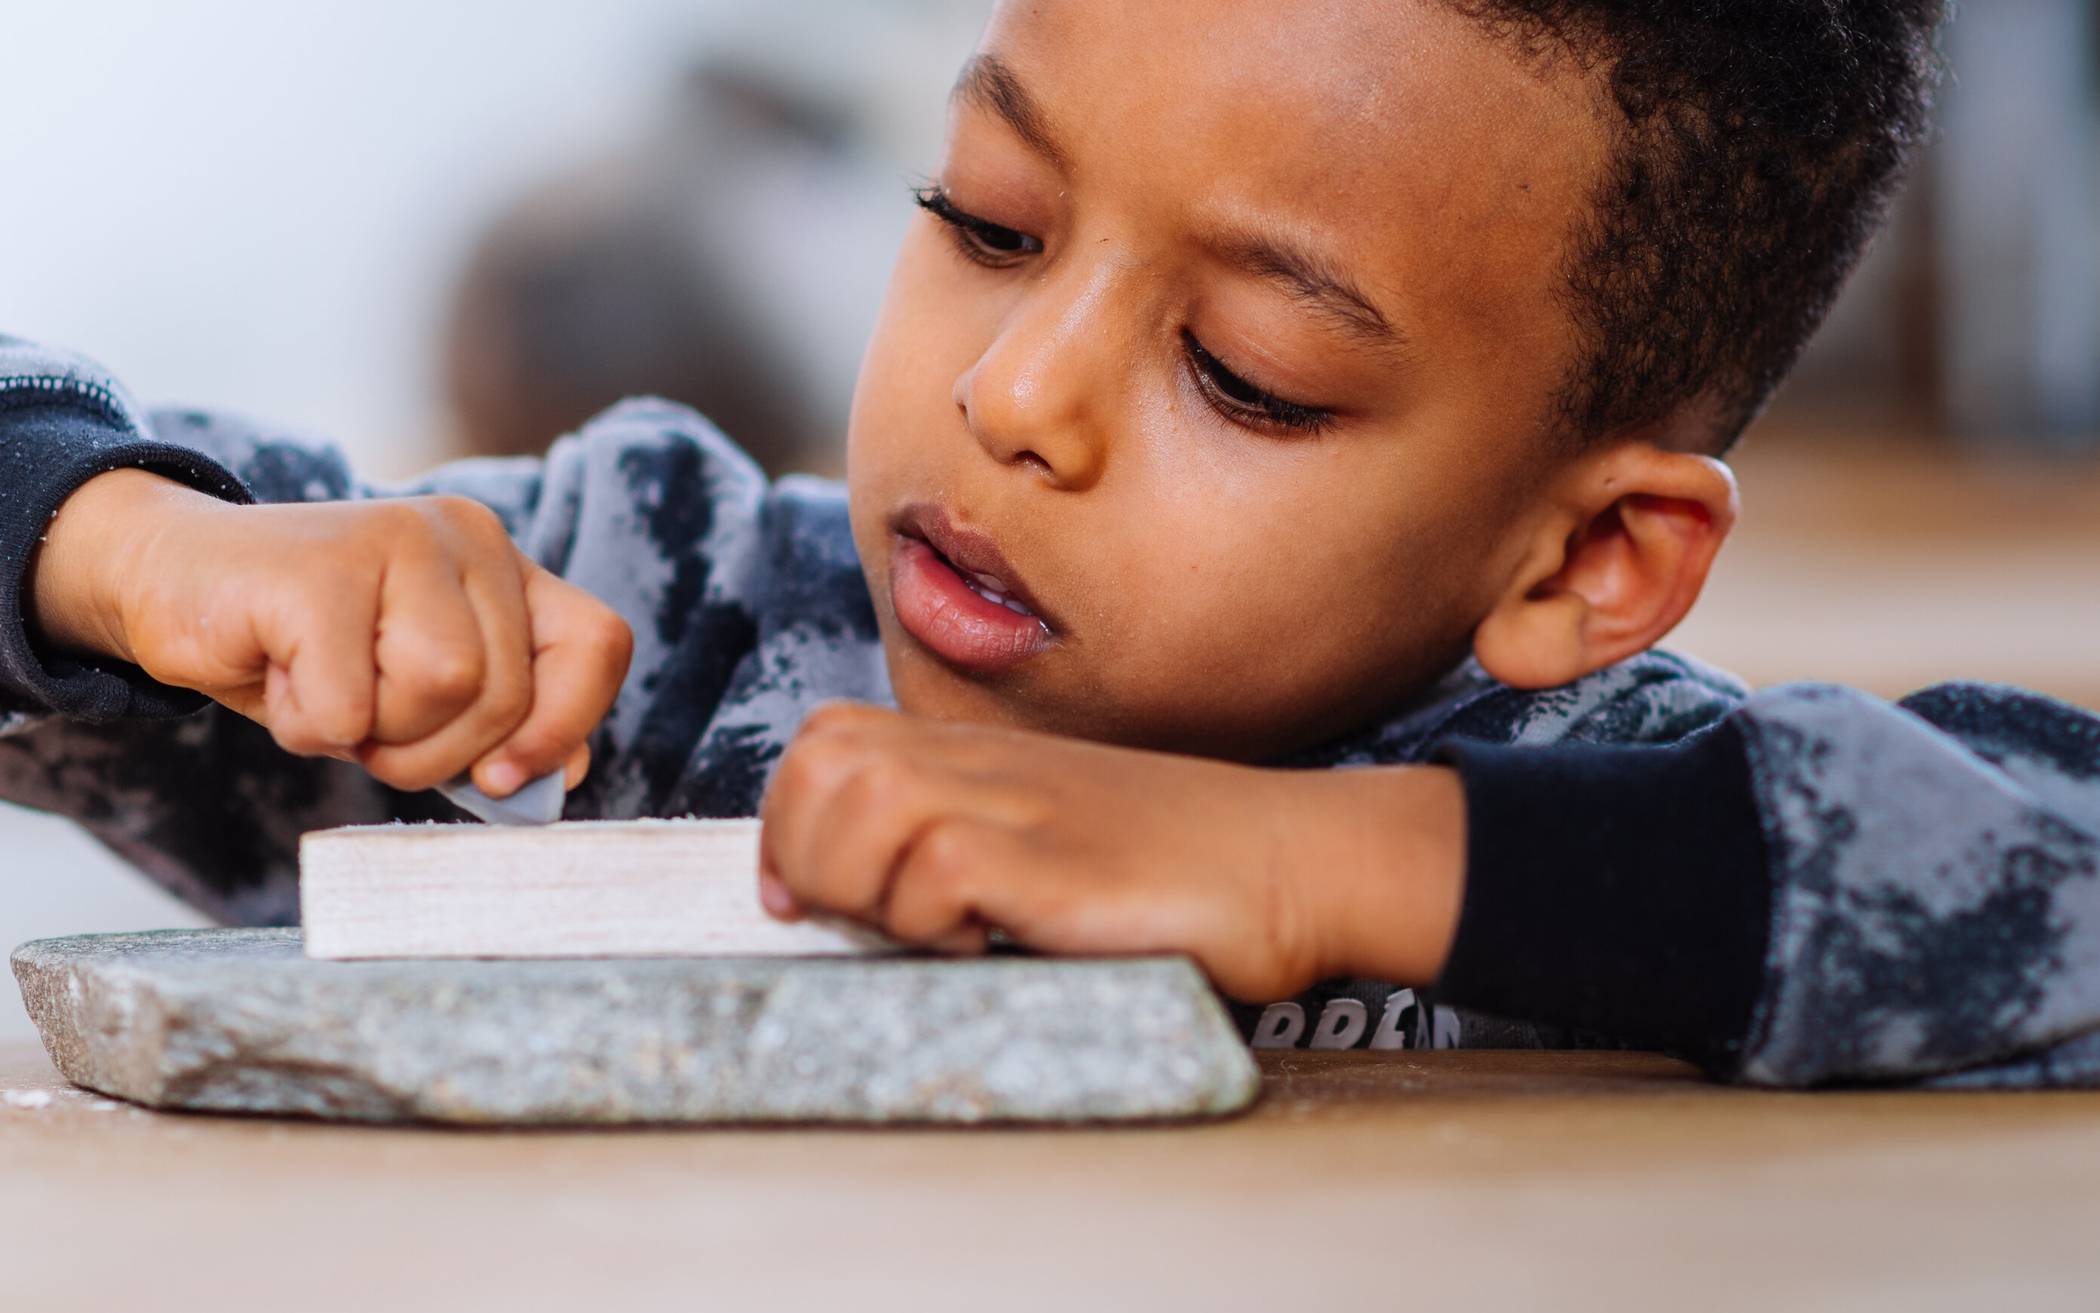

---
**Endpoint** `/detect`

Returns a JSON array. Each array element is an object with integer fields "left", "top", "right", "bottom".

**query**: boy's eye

[
  {"left": 1181, "top": 331, "right": 1336, "bottom": 437},
  {"left": 913, "top": 186, "right": 1043, "bottom": 267},
  {"left": 913, "top": 185, "right": 1331, "bottom": 438}
]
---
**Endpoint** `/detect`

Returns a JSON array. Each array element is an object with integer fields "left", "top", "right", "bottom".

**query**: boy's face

[{"left": 846, "top": 0, "right": 1611, "bottom": 759}]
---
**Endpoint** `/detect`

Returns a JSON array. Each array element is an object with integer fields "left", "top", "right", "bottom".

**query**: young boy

[{"left": 6, "top": 0, "right": 2097, "bottom": 1087}]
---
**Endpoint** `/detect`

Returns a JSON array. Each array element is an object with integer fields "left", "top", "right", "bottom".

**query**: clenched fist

[{"left": 30, "top": 469, "right": 632, "bottom": 799}]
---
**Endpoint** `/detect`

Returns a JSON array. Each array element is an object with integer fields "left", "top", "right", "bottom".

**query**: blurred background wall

[{"left": 2, "top": 0, "right": 2096, "bottom": 1042}]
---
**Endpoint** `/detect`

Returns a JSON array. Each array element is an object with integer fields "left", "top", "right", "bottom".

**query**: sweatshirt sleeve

[
  {"left": 1434, "top": 681, "right": 2100, "bottom": 1088},
  {"left": 0, "top": 340, "right": 253, "bottom": 724},
  {"left": 0, "top": 336, "right": 774, "bottom": 926}
]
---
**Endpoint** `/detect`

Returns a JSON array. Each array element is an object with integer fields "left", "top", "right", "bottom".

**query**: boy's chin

[
  {"left": 881, "top": 647, "right": 1254, "bottom": 759},
  {"left": 884, "top": 639, "right": 1051, "bottom": 730},
  {"left": 881, "top": 637, "right": 1146, "bottom": 746}
]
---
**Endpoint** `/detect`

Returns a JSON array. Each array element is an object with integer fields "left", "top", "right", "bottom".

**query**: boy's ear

[{"left": 1473, "top": 440, "right": 1738, "bottom": 690}]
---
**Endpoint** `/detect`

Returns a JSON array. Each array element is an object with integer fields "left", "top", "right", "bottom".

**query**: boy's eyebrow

[
  {"left": 952, "top": 54, "right": 1070, "bottom": 173},
  {"left": 1211, "top": 229, "right": 1406, "bottom": 354},
  {"left": 953, "top": 52, "right": 1402, "bottom": 355}
]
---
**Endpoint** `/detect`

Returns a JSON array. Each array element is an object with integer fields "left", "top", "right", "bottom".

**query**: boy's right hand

[{"left": 28, "top": 470, "right": 634, "bottom": 799}]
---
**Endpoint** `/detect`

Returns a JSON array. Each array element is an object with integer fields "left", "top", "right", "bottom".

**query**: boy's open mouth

[{"left": 888, "top": 504, "right": 1056, "bottom": 675}]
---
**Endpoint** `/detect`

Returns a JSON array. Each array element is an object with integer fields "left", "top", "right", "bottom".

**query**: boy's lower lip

[{"left": 890, "top": 534, "right": 1055, "bottom": 674}]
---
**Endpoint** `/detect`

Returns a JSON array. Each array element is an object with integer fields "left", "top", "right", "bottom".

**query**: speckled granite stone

[{"left": 11, "top": 929, "right": 1260, "bottom": 1125}]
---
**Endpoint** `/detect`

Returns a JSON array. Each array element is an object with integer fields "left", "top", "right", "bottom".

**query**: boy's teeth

[
  {"left": 956, "top": 568, "right": 1036, "bottom": 617},
  {"left": 934, "top": 549, "right": 1038, "bottom": 618}
]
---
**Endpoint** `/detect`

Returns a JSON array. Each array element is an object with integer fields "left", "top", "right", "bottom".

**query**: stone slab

[{"left": 11, "top": 929, "right": 1260, "bottom": 1126}]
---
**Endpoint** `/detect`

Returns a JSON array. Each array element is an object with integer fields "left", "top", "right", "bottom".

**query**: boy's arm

[
  {"left": 1435, "top": 681, "right": 2100, "bottom": 1088},
  {"left": 0, "top": 344, "right": 411, "bottom": 919},
  {"left": 0, "top": 336, "right": 767, "bottom": 922},
  {"left": 756, "top": 679, "right": 2100, "bottom": 1088}
]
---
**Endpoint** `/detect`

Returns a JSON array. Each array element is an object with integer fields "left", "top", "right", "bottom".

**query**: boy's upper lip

[{"left": 890, "top": 502, "right": 1059, "bottom": 632}]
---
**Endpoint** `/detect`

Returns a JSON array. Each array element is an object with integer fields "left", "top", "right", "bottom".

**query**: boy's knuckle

[
  {"left": 801, "top": 701, "right": 879, "bottom": 738},
  {"left": 435, "top": 497, "right": 510, "bottom": 547},
  {"left": 502, "top": 724, "right": 566, "bottom": 770},
  {"left": 321, "top": 710, "right": 373, "bottom": 749},
  {"left": 270, "top": 724, "right": 323, "bottom": 757},
  {"left": 487, "top": 678, "right": 535, "bottom": 735},
  {"left": 587, "top": 609, "right": 635, "bottom": 669},
  {"left": 772, "top": 739, "right": 835, "bottom": 799},
  {"left": 798, "top": 703, "right": 852, "bottom": 736},
  {"left": 837, "top": 763, "right": 905, "bottom": 818},
  {"left": 366, "top": 499, "right": 437, "bottom": 549},
  {"left": 913, "top": 823, "right": 978, "bottom": 884},
  {"left": 418, "top": 643, "right": 485, "bottom": 703},
  {"left": 453, "top": 692, "right": 531, "bottom": 764}
]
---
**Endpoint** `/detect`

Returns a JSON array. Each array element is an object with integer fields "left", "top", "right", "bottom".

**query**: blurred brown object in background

[
  {"left": 1674, "top": 423, "right": 2100, "bottom": 711},
  {"left": 447, "top": 159, "right": 814, "bottom": 470},
  {"left": 443, "top": 149, "right": 821, "bottom": 473},
  {"left": 441, "top": 61, "right": 903, "bottom": 476},
  {"left": 1771, "top": 0, "right": 2100, "bottom": 450}
]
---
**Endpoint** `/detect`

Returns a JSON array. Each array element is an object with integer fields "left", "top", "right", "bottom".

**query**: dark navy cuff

[
  {"left": 0, "top": 399, "right": 251, "bottom": 721},
  {"left": 1432, "top": 725, "right": 1773, "bottom": 1067}
]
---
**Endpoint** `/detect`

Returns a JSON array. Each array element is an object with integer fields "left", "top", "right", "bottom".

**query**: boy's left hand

[{"left": 757, "top": 703, "right": 1465, "bottom": 1001}]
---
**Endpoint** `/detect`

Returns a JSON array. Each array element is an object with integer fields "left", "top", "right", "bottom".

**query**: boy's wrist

[
  {"left": 1295, "top": 763, "right": 1467, "bottom": 987},
  {"left": 29, "top": 468, "right": 197, "bottom": 663}
]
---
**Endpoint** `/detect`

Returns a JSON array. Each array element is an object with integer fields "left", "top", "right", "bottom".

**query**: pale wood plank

[{"left": 299, "top": 818, "right": 892, "bottom": 959}]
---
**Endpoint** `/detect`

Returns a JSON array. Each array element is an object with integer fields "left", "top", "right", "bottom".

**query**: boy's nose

[{"left": 952, "top": 263, "right": 1122, "bottom": 491}]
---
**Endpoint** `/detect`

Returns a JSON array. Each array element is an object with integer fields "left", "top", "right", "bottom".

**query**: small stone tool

[{"left": 435, "top": 769, "right": 566, "bottom": 826}]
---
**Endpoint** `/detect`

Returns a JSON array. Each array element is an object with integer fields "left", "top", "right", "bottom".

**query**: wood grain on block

[{"left": 299, "top": 818, "right": 892, "bottom": 960}]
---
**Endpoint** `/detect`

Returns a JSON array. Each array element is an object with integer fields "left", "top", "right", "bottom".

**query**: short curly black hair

[{"left": 1449, "top": 1, "right": 1948, "bottom": 453}]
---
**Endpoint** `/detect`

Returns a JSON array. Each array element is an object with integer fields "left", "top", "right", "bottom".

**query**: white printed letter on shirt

[
  {"left": 1251, "top": 1002, "right": 1306, "bottom": 1049},
  {"left": 1309, "top": 999, "right": 1369, "bottom": 1049}
]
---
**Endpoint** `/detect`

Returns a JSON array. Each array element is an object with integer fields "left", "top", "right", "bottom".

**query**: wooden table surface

[{"left": 5, "top": 1041, "right": 2099, "bottom": 1312}]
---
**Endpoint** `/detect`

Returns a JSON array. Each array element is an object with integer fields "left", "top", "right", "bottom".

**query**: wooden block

[{"left": 299, "top": 818, "right": 893, "bottom": 960}]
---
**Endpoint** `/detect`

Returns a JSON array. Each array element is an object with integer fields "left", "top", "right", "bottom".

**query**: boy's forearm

[
  {"left": 0, "top": 384, "right": 253, "bottom": 724},
  {"left": 28, "top": 468, "right": 207, "bottom": 663},
  {"left": 1298, "top": 764, "right": 1468, "bottom": 987}
]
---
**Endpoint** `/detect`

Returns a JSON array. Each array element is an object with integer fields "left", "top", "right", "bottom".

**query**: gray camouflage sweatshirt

[{"left": 3, "top": 335, "right": 2097, "bottom": 1088}]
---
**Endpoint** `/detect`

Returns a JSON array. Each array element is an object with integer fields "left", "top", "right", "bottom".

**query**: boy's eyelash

[
  {"left": 911, "top": 184, "right": 1333, "bottom": 438},
  {"left": 911, "top": 185, "right": 1042, "bottom": 267},
  {"left": 1180, "top": 331, "right": 1336, "bottom": 436}
]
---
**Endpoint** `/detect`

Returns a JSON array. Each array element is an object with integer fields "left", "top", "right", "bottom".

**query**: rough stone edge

[{"left": 12, "top": 936, "right": 176, "bottom": 1108}]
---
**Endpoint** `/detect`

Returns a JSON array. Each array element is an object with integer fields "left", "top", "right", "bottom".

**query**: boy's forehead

[{"left": 973, "top": 0, "right": 1611, "bottom": 324}]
